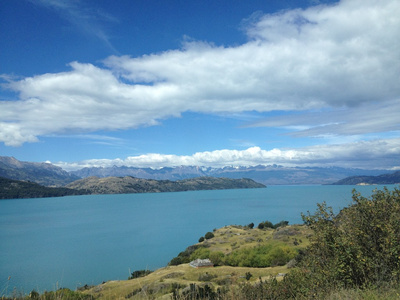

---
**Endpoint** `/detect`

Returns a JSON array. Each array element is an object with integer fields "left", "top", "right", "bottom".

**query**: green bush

[
  {"left": 234, "top": 187, "right": 400, "bottom": 299},
  {"left": 273, "top": 220, "right": 289, "bottom": 229},
  {"left": 168, "top": 244, "right": 207, "bottom": 265},
  {"left": 224, "top": 244, "right": 297, "bottom": 268},
  {"left": 300, "top": 187, "right": 400, "bottom": 288},
  {"left": 129, "top": 269, "right": 153, "bottom": 279},
  {"left": 189, "top": 247, "right": 211, "bottom": 261},
  {"left": 205, "top": 231, "right": 215, "bottom": 239},
  {"left": 258, "top": 220, "right": 274, "bottom": 229},
  {"left": 209, "top": 251, "right": 225, "bottom": 266}
]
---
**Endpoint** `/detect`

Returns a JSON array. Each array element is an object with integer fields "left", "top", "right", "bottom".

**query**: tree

[
  {"left": 205, "top": 231, "right": 215, "bottom": 239},
  {"left": 258, "top": 220, "right": 274, "bottom": 229}
]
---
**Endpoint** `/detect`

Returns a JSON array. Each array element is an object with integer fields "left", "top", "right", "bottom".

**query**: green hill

[
  {"left": 0, "top": 177, "right": 88, "bottom": 199},
  {"left": 66, "top": 176, "right": 265, "bottom": 194},
  {"left": 81, "top": 223, "right": 310, "bottom": 300}
]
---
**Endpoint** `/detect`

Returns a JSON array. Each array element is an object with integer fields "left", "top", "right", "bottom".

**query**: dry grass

[
  {"left": 82, "top": 264, "right": 289, "bottom": 299},
  {"left": 81, "top": 224, "right": 311, "bottom": 299}
]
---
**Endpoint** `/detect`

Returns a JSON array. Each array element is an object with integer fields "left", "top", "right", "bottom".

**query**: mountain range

[
  {"left": 0, "top": 156, "right": 396, "bottom": 187},
  {"left": 70, "top": 164, "right": 390, "bottom": 185},
  {"left": 0, "top": 156, "right": 79, "bottom": 186}
]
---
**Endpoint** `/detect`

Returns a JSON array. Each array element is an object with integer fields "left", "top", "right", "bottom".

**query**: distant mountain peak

[{"left": 0, "top": 156, "right": 80, "bottom": 186}]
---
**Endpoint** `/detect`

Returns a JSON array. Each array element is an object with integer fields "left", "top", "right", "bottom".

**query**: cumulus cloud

[
  {"left": 56, "top": 138, "right": 400, "bottom": 171},
  {"left": 1, "top": 0, "right": 400, "bottom": 146}
]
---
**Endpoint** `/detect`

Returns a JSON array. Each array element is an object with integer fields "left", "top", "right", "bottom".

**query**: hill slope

[
  {"left": 0, "top": 156, "right": 79, "bottom": 186},
  {"left": 66, "top": 176, "right": 265, "bottom": 194},
  {"left": 332, "top": 170, "right": 400, "bottom": 185},
  {"left": 0, "top": 177, "right": 88, "bottom": 199},
  {"left": 82, "top": 224, "right": 310, "bottom": 300}
]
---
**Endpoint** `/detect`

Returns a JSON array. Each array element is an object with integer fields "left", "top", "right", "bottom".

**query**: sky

[{"left": 0, "top": 0, "right": 399, "bottom": 171}]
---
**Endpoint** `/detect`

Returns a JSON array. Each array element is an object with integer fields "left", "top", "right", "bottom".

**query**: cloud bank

[
  {"left": 56, "top": 138, "right": 400, "bottom": 171},
  {"left": 1, "top": 0, "right": 400, "bottom": 146}
]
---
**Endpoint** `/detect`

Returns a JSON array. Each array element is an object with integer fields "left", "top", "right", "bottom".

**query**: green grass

[{"left": 80, "top": 224, "right": 311, "bottom": 299}]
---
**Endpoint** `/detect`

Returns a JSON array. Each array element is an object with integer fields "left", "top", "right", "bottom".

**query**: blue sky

[{"left": 1, "top": 0, "right": 399, "bottom": 171}]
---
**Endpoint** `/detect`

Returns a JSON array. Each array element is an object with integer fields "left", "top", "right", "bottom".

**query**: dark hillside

[
  {"left": 0, "top": 177, "right": 88, "bottom": 199},
  {"left": 66, "top": 176, "right": 265, "bottom": 194},
  {"left": 332, "top": 170, "right": 400, "bottom": 185}
]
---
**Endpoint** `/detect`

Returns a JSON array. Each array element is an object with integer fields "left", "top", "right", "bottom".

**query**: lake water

[{"left": 0, "top": 185, "right": 396, "bottom": 294}]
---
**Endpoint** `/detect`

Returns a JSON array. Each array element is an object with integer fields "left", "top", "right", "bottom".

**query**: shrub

[
  {"left": 198, "top": 272, "right": 217, "bottom": 281},
  {"left": 245, "top": 272, "right": 253, "bottom": 281},
  {"left": 209, "top": 251, "right": 225, "bottom": 266},
  {"left": 129, "top": 269, "right": 153, "bottom": 279},
  {"left": 301, "top": 187, "right": 400, "bottom": 288},
  {"left": 228, "top": 187, "right": 400, "bottom": 299},
  {"left": 258, "top": 220, "right": 274, "bottom": 229},
  {"left": 224, "top": 244, "right": 296, "bottom": 268},
  {"left": 198, "top": 236, "right": 205, "bottom": 243},
  {"left": 204, "top": 231, "right": 215, "bottom": 239},
  {"left": 189, "top": 247, "right": 211, "bottom": 261},
  {"left": 273, "top": 220, "right": 289, "bottom": 228},
  {"left": 168, "top": 244, "right": 207, "bottom": 265}
]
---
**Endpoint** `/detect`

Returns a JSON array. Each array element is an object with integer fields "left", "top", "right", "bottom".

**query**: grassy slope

[{"left": 82, "top": 224, "right": 311, "bottom": 299}]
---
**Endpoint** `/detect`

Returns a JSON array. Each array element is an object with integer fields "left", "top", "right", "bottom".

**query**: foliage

[
  {"left": 257, "top": 220, "right": 289, "bottom": 230},
  {"left": 128, "top": 269, "right": 153, "bottom": 280},
  {"left": 209, "top": 251, "right": 225, "bottom": 266},
  {"left": 273, "top": 220, "right": 289, "bottom": 229},
  {"left": 258, "top": 220, "right": 274, "bottom": 229},
  {"left": 172, "top": 283, "right": 224, "bottom": 300},
  {"left": 0, "top": 177, "right": 88, "bottom": 199},
  {"left": 168, "top": 245, "right": 209, "bottom": 266},
  {"left": 198, "top": 236, "right": 205, "bottom": 243},
  {"left": 189, "top": 247, "right": 211, "bottom": 261},
  {"left": 204, "top": 231, "right": 215, "bottom": 239},
  {"left": 224, "top": 244, "right": 297, "bottom": 267},
  {"left": 8, "top": 288, "right": 94, "bottom": 300},
  {"left": 245, "top": 272, "right": 253, "bottom": 281},
  {"left": 300, "top": 187, "right": 400, "bottom": 289},
  {"left": 234, "top": 186, "right": 400, "bottom": 299}
]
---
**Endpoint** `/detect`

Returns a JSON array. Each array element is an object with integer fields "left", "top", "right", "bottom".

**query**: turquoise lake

[{"left": 0, "top": 185, "right": 396, "bottom": 294}]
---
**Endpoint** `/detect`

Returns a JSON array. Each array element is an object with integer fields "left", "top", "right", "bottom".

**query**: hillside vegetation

[
  {"left": 66, "top": 176, "right": 265, "bottom": 194},
  {"left": 1, "top": 175, "right": 264, "bottom": 199},
  {"left": 81, "top": 222, "right": 310, "bottom": 300},
  {"left": 332, "top": 170, "right": 400, "bottom": 185},
  {"left": 0, "top": 177, "right": 88, "bottom": 199}
]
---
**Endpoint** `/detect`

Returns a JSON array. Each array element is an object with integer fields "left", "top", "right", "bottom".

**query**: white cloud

[
  {"left": 1, "top": 0, "right": 400, "bottom": 146},
  {"left": 248, "top": 99, "right": 400, "bottom": 137},
  {"left": 56, "top": 138, "right": 400, "bottom": 171}
]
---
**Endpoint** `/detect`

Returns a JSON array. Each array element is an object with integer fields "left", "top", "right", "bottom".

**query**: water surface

[{"left": 0, "top": 185, "right": 394, "bottom": 294}]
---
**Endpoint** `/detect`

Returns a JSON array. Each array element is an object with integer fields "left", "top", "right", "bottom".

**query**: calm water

[{"left": 0, "top": 185, "right": 395, "bottom": 294}]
